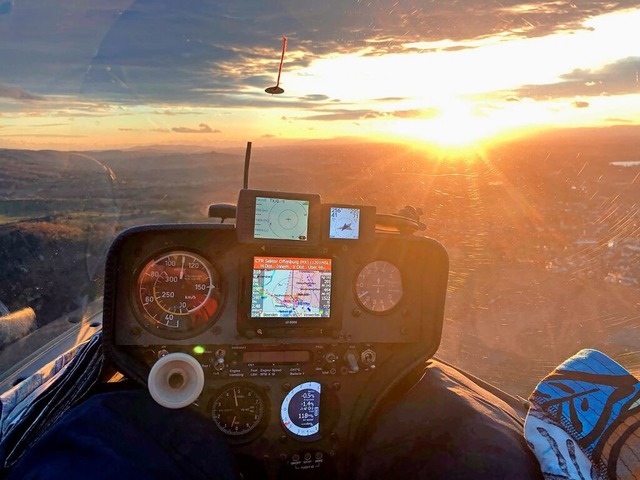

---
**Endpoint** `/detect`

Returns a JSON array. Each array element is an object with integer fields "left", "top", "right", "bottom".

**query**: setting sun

[
  {"left": 0, "top": 4, "right": 639, "bottom": 149},
  {"left": 382, "top": 102, "right": 500, "bottom": 148}
]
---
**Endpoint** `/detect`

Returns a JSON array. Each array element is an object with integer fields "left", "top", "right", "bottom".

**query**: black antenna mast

[{"left": 243, "top": 141, "right": 252, "bottom": 189}]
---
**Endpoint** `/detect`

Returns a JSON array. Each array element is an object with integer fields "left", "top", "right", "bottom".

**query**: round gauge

[
  {"left": 354, "top": 260, "right": 403, "bottom": 314},
  {"left": 136, "top": 250, "right": 222, "bottom": 337},
  {"left": 281, "top": 381, "right": 322, "bottom": 441},
  {"left": 211, "top": 383, "right": 266, "bottom": 440}
]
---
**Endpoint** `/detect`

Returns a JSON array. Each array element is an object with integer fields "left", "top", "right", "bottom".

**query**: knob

[
  {"left": 324, "top": 352, "right": 337, "bottom": 363},
  {"left": 344, "top": 351, "right": 359, "bottom": 373}
]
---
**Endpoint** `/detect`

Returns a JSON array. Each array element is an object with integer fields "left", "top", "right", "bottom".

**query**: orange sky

[{"left": 0, "top": 5, "right": 639, "bottom": 150}]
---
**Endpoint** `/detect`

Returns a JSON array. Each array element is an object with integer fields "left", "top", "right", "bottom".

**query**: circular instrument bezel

[
  {"left": 353, "top": 260, "right": 404, "bottom": 314},
  {"left": 280, "top": 381, "right": 322, "bottom": 442},
  {"left": 133, "top": 249, "right": 225, "bottom": 340},
  {"left": 209, "top": 382, "right": 269, "bottom": 444}
]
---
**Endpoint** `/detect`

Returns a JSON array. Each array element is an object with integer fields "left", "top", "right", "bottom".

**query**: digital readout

[
  {"left": 242, "top": 351, "right": 312, "bottom": 364},
  {"left": 254, "top": 197, "right": 309, "bottom": 241},
  {"left": 251, "top": 257, "right": 331, "bottom": 318},
  {"left": 329, "top": 206, "right": 361, "bottom": 240},
  {"left": 281, "top": 381, "right": 321, "bottom": 439}
]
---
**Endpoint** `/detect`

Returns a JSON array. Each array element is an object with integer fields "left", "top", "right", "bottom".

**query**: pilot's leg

[
  {"left": 355, "top": 359, "right": 543, "bottom": 480},
  {"left": 7, "top": 387, "right": 239, "bottom": 480}
]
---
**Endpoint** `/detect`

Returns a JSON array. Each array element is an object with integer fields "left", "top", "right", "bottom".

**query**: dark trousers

[{"left": 7, "top": 360, "right": 543, "bottom": 480}]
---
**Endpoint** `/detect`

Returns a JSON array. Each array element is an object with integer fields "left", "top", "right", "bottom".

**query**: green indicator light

[{"left": 193, "top": 345, "right": 205, "bottom": 355}]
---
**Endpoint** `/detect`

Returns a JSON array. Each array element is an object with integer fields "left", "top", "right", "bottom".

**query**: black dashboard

[{"left": 102, "top": 189, "right": 449, "bottom": 479}]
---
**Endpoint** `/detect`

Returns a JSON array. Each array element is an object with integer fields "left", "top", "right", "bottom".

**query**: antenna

[
  {"left": 265, "top": 37, "right": 287, "bottom": 95},
  {"left": 243, "top": 141, "right": 252, "bottom": 189}
]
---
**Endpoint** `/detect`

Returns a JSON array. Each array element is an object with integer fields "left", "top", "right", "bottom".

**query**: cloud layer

[
  {"left": 171, "top": 123, "right": 221, "bottom": 134},
  {"left": 1, "top": 0, "right": 637, "bottom": 110},
  {"left": 509, "top": 57, "right": 640, "bottom": 100},
  {"left": 0, "top": 84, "right": 43, "bottom": 100}
]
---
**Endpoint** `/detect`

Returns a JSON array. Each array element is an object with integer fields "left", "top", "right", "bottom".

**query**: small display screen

[
  {"left": 329, "top": 206, "right": 361, "bottom": 240},
  {"left": 254, "top": 197, "right": 309, "bottom": 241},
  {"left": 281, "top": 381, "right": 321, "bottom": 438},
  {"left": 242, "top": 351, "right": 312, "bottom": 364},
  {"left": 251, "top": 256, "right": 331, "bottom": 318}
]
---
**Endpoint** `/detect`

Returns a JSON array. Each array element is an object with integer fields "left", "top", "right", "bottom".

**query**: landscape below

[{"left": 1, "top": 127, "right": 639, "bottom": 396}]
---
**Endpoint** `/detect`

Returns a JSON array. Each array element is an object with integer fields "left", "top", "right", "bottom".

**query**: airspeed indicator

[{"left": 135, "top": 250, "right": 223, "bottom": 337}]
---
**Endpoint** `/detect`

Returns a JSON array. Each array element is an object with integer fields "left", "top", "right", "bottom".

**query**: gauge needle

[
  {"left": 231, "top": 416, "right": 237, "bottom": 427},
  {"left": 233, "top": 387, "right": 238, "bottom": 407},
  {"left": 180, "top": 256, "right": 185, "bottom": 279}
]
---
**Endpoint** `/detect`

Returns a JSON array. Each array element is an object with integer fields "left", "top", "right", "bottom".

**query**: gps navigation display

[
  {"left": 251, "top": 257, "right": 332, "bottom": 318},
  {"left": 254, "top": 197, "right": 309, "bottom": 241},
  {"left": 329, "top": 207, "right": 361, "bottom": 240}
]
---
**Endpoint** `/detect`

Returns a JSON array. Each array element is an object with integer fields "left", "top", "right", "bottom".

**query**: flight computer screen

[
  {"left": 251, "top": 256, "right": 331, "bottom": 318},
  {"left": 254, "top": 197, "right": 310, "bottom": 241},
  {"left": 329, "top": 206, "right": 361, "bottom": 240}
]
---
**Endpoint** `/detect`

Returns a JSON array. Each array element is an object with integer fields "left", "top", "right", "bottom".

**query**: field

[{"left": 1, "top": 127, "right": 639, "bottom": 395}]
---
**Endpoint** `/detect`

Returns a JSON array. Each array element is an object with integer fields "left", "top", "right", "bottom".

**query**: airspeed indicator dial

[
  {"left": 135, "top": 250, "right": 222, "bottom": 337},
  {"left": 355, "top": 260, "right": 403, "bottom": 314}
]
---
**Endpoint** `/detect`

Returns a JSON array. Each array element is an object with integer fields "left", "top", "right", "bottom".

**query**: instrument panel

[{"left": 103, "top": 189, "right": 449, "bottom": 479}]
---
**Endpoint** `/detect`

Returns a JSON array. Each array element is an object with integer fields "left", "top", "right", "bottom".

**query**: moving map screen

[
  {"left": 251, "top": 257, "right": 331, "bottom": 318},
  {"left": 254, "top": 197, "right": 309, "bottom": 241}
]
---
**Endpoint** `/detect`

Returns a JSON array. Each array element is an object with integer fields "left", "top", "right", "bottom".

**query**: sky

[{"left": 0, "top": 0, "right": 639, "bottom": 150}]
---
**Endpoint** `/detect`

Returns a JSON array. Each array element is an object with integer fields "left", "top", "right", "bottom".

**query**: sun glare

[
  {"left": 385, "top": 102, "right": 499, "bottom": 148},
  {"left": 1, "top": 6, "right": 639, "bottom": 149},
  {"left": 279, "top": 7, "right": 640, "bottom": 149}
]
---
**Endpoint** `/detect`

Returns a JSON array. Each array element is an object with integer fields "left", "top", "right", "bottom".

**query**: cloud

[
  {"left": 0, "top": 96, "right": 136, "bottom": 119},
  {"left": 300, "top": 94, "right": 330, "bottom": 102},
  {"left": 261, "top": 134, "right": 276, "bottom": 138},
  {"left": 374, "top": 97, "right": 410, "bottom": 102},
  {"left": 507, "top": 57, "right": 640, "bottom": 100},
  {"left": 302, "top": 110, "right": 379, "bottom": 121},
  {"left": 118, "top": 127, "right": 141, "bottom": 131},
  {"left": 152, "top": 110, "right": 203, "bottom": 116},
  {"left": 244, "top": 75, "right": 276, "bottom": 88},
  {"left": 561, "top": 57, "right": 640, "bottom": 93},
  {"left": 0, "top": 85, "right": 43, "bottom": 101},
  {"left": 605, "top": 117, "right": 633, "bottom": 124},
  {"left": 171, "top": 123, "right": 220, "bottom": 134},
  {"left": 151, "top": 128, "right": 170, "bottom": 132},
  {"left": 572, "top": 100, "right": 589, "bottom": 108},
  {"left": 0, "top": 1, "right": 638, "bottom": 111},
  {"left": 490, "top": 1, "right": 638, "bottom": 37},
  {"left": 303, "top": 107, "right": 440, "bottom": 121},
  {"left": 392, "top": 108, "right": 440, "bottom": 119}
]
